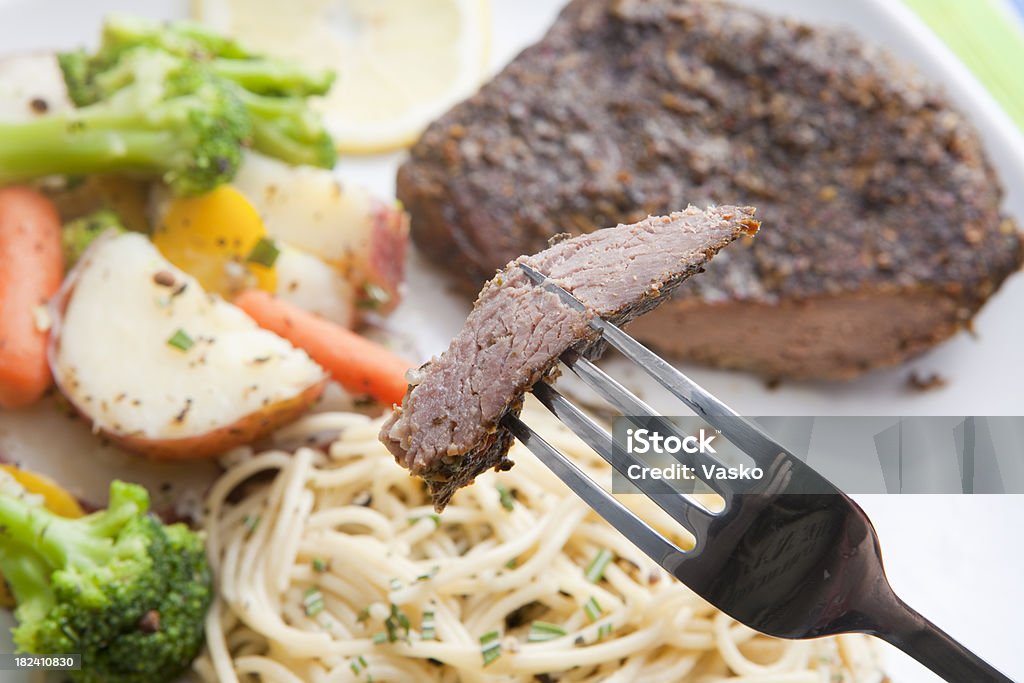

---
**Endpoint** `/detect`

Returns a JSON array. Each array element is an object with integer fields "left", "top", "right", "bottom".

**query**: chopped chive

[
  {"left": 357, "top": 282, "right": 392, "bottom": 310},
  {"left": 408, "top": 513, "right": 441, "bottom": 528},
  {"left": 372, "top": 632, "right": 387, "bottom": 645},
  {"left": 496, "top": 484, "right": 515, "bottom": 511},
  {"left": 302, "top": 587, "right": 325, "bottom": 617},
  {"left": 350, "top": 654, "right": 368, "bottom": 675},
  {"left": 384, "top": 603, "right": 411, "bottom": 643},
  {"left": 357, "top": 606, "right": 371, "bottom": 623},
  {"left": 583, "top": 596, "right": 603, "bottom": 622},
  {"left": 585, "top": 548, "right": 614, "bottom": 583},
  {"left": 597, "top": 622, "right": 614, "bottom": 640},
  {"left": 246, "top": 237, "right": 280, "bottom": 268},
  {"left": 421, "top": 610, "right": 436, "bottom": 640},
  {"left": 416, "top": 566, "right": 439, "bottom": 582},
  {"left": 166, "top": 328, "right": 194, "bottom": 352},
  {"left": 480, "top": 631, "right": 502, "bottom": 667},
  {"left": 312, "top": 557, "right": 327, "bottom": 573},
  {"left": 505, "top": 558, "right": 518, "bottom": 569},
  {"left": 527, "top": 621, "right": 567, "bottom": 642},
  {"left": 242, "top": 514, "right": 260, "bottom": 535}
]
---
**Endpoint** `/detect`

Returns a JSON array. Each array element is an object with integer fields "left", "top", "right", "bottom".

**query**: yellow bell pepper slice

[
  {"left": 152, "top": 185, "right": 277, "bottom": 297},
  {"left": 0, "top": 465, "right": 84, "bottom": 518}
]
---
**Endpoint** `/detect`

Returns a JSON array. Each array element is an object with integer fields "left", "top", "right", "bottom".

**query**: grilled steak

[
  {"left": 398, "top": 0, "right": 1022, "bottom": 380},
  {"left": 380, "top": 206, "right": 759, "bottom": 510}
]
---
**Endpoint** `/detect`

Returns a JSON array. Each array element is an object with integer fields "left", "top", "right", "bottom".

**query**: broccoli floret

[
  {"left": 57, "top": 49, "right": 102, "bottom": 108},
  {"left": 58, "top": 15, "right": 337, "bottom": 170},
  {"left": 62, "top": 209, "right": 127, "bottom": 265},
  {"left": 3, "top": 16, "right": 336, "bottom": 195},
  {"left": 0, "top": 480, "right": 212, "bottom": 683},
  {"left": 104, "top": 15, "right": 335, "bottom": 97},
  {"left": 65, "top": 15, "right": 335, "bottom": 103},
  {"left": 0, "top": 48, "right": 251, "bottom": 195}
]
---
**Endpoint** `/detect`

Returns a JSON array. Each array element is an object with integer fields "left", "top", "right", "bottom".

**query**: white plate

[{"left": 0, "top": 0, "right": 1021, "bottom": 681}]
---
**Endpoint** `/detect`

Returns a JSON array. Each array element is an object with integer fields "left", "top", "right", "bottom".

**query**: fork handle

[{"left": 878, "top": 599, "right": 1014, "bottom": 682}]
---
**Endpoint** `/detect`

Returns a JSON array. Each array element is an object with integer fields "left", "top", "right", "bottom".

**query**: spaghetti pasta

[{"left": 197, "top": 403, "right": 886, "bottom": 683}]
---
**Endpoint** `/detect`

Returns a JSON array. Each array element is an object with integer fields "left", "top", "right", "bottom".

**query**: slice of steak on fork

[{"left": 380, "top": 205, "right": 759, "bottom": 510}]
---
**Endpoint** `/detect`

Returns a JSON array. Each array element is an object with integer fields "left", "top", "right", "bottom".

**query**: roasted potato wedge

[
  {"left": 274, "top": 245, "right": 357, "bottom": 328},
  {"left": 230, "top": 152, "right": 409, "bottom": 317},
  {"left": 0, "top": 52, "right": 70, "bottom": 122},
  {"left": 50, "top": 232, "right": 327, "bottom": 459}
]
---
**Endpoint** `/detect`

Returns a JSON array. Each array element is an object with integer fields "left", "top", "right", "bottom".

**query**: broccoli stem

[
  {"left": 249, "top": 121, "right": 333, "bottom": 168},
  {"left": 0, "top": 117, "right": 184, "bottom": 183},
  {"left": 234, "top": 91, "right": 336, "bottom": 168},
  {"left": 0, "top": 482, "right": 144, "bottom": 573},
  {"left": 212, "top": 58, "right": 334, "bottom": 97},
  {"left": 0, "top": 547, "right": 55, "bottom": 624},
  {"left": 0, "top": 496, "right": 103, "bottom": 570},
  {"left": 97, "top": 16, "right": 333, "bottom": 96},
  {"left": 237, "top": 92, "right": 322, "bottom": 141}
]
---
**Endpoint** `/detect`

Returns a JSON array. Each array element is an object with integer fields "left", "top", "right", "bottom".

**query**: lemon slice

[{"left": 195, "top": 0, "right": 491, "bottom": 154}]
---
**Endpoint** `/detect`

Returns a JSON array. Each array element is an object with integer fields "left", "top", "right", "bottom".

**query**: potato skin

[
  {"left": 96, "top": 379, "right": 327, "bottom": 460},
  {"left": 48, "top": 233, "right": 329, "bottom": 461}
]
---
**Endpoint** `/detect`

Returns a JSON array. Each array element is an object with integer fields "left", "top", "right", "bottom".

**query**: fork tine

[
  {"left": 561, "top": 350, "right": 731, "bottom": 492},
  {"left": 561, "top": 348, "right": 655, "bottom": 416},
  {"left": 596, "top": 321, "right": 798, "bottom": 467},
  {"left": 502, "top": 413, "right": 683, "bottom": 566},
  {"left": 516, "top": 262, "right": 796, "bottom": 468},
  {"left": 531, "top": 382, "right": 717, "bottom": 538},
  {"left": 595, "top": 323, "right": 739, "bottom": 419}
]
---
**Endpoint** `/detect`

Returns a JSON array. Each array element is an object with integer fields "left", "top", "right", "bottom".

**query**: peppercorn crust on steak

[{"left": 396, "top": 0, "right": 1023, "bottom": 380}]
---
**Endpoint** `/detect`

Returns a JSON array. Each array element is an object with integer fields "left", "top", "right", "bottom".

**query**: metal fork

[{"left": 501, "top": 262, "right": 1013, "bottom": 683}]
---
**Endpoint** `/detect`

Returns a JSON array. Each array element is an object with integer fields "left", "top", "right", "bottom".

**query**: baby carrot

[
  {"left": 0, "top": 186, "right": 63, "bottom": 409},
  {"left": 234, "top": 289, "right": 413, "bottom": 406}
]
